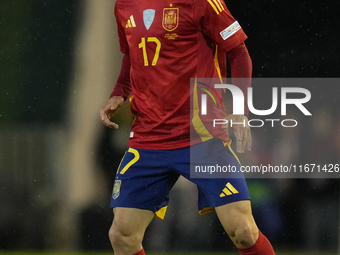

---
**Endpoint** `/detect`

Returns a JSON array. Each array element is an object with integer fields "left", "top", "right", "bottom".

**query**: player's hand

[
  {"left": 221, "top": 114, "right": 252, "bottom": 153},
  {"left": 100, "top": 96, "right": 124, "bottom": 129}
]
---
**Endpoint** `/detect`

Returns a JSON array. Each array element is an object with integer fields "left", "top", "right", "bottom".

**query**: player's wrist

[
  {"left": 110, "top": 95, "right": 124, "bottom": 105},
  {"left": 110, "top": 91, "right": 126, "bottom": 100}
]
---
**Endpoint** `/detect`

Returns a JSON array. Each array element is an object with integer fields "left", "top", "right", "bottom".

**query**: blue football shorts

[{"left": 110, "top": 138, "right": 250, "bottom": 219}]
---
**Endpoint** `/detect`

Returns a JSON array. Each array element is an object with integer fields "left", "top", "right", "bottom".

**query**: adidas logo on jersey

[
  {"left": 220, "top": 182, "right": 239, "bottom": 197},
  {"left": 125, "top": 15, "right": 136, "bottom": 28}
]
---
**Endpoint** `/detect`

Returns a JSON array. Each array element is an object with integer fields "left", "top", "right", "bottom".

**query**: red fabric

[
  {"left": 110, "top": 53, "right": 131, "bottom": 100},
  {"left": 132, "top": 248, "right": 145, "bottom": 255},
  {"left": 237, "top": 231, "right": 275, "bottom": 255},
  {"left": 227, "top": 42, "right": 252, "bottom": 116},
  {"left": 112, "top": 0, "right": 249, "bottom": 149}
]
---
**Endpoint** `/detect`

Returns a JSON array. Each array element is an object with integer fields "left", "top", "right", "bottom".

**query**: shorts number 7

[{"left": 118, "top": 148, "right": 140, "bottom": 174}]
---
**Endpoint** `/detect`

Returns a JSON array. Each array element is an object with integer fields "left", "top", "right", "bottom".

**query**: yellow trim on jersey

[
  {"left": 155, "top": 206, "right": 168, "bottom": 219},
  {"left": 214, "top": 45, "right": 223, "bottom": 84},
  {"left": 120, "top": 148, "right": 140, "bottom": 174},
  {"left": 192, "top": 77, "right": 214, "bottom": 142},
  {"left": 129, "top": 95, "right": 137, "bottom": 122},
  {"left": 207, "top": 0, "right": 220, "bottom": 15},
  {"left": 212, "top": 0, "right": 223, "bottom": 12},
  {"left": 216, "top": 0, "right": 225, "bottom": 11},
  {"left": 207, "top": 0, "right": 224, "bottom": 15}
]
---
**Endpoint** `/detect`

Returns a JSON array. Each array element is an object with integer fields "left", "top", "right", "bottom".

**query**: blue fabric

[{"left": 110, "top": 139, "right": 250, "bottom": 215}]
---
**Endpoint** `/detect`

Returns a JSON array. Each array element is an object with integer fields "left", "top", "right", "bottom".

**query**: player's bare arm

[
  {"left": 222, "top": 114, "right": 252, "bottom": 154},
  {"left": 100, "top": 96, "right": 124, "bottom": 129}
]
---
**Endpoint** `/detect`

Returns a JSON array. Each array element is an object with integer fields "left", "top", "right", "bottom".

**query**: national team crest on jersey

[
  {"left": 162, "top": 8, "right": 179, "bottom": 31},
  {"left": 112, "top": 180, "right": 121, "bottom": 200},
  {"left": 143, "top": 9, "right": 155, "bottom": 30}
]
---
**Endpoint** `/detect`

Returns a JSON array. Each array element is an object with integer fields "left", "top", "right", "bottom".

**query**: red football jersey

[{"left": 112, "top": 0, "right": 248, "bottom": 150}]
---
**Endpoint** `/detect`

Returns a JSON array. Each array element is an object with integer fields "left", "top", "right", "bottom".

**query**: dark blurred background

[{"left": 0, "top": 0, "right": 339, "bottom": 253}]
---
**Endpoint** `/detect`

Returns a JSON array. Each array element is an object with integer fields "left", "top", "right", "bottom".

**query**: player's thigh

[
  {"left": 111, "top": 148, "right": 179, "bottom": 217},
  {"left": 178, "top": 139, "right": 251, "bottom": 212},
  {"left": 215, "top": 200, "right": 258, "bottom": 237},
  {"left": 111, "top": 207, "right": 155, "bottom": 237}
]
